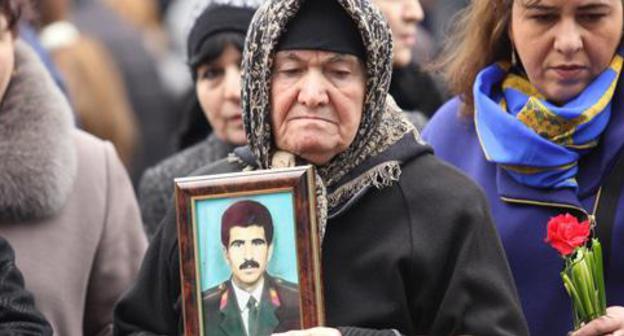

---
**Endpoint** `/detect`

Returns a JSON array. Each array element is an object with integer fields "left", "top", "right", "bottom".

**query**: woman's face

[
  {"left": 510, "top": 0, "right": 623, "bottom": 104},
  {"left": 373, "top": 0, "right": 424, "bottom": 67},
  {"left": 0, "top": 14, "right": 14, "bottom": 103},
  {"left": 271, "top": 50, "right": 366, "bottom": 165},
  {"left": 195, "top": 44, "right": 246, "bottom": 145}
]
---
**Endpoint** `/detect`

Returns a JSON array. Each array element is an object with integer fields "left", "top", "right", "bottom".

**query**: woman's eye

[
  {"left": 529, "top": 13, "right": 557, "bottom": 23},
  {"left": 279, "top": 67, "right": 302, "bottom": 76},
  {"left": 199, "top": 68, "right": 224, "bottom": 80},
  {"left": 332, "top": 70, "right": 351, "bottom": 78},
  {"left": 578, "top": 12, "right": 606, "bottom": 23}
]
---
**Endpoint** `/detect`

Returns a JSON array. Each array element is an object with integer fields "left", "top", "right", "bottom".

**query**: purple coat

[{"left": 422, "top": 92, "right": 624, "bottom": 335}]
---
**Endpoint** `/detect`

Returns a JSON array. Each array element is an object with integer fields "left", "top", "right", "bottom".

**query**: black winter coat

[
  {"left": 114, "top": 138, "right": 529, "bottom": 336},
  {"left": 0, "top": 236, "right": 52, "bottom": 335},
  {"left": 389, "top": 63, "right": 444, "bottom": 118}
]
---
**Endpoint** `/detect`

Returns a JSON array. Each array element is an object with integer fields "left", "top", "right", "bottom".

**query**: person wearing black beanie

[{"left": 137, "top": 1, "right": 259, "bottom": 239}]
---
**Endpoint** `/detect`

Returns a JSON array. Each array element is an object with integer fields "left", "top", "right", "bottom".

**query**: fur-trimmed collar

[{"left": 0, "top": 40, "right": 76, "bottom": 221}]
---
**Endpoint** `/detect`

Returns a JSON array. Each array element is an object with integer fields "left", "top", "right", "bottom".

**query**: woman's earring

[{"left": 511, "top": 44, "right": 518, "bottom": 68}]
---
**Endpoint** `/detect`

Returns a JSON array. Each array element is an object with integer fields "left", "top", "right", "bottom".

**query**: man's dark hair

[
  {"left": 0, "top": 0, "right": 30, "bottom": 35},
  {"left": 221, "top": 200, "right": 274, "bottom": 247}
]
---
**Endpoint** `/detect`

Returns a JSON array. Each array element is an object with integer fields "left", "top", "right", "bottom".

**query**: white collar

[{"left": 231, "top": 277, "right": 265, "bottom": 312}]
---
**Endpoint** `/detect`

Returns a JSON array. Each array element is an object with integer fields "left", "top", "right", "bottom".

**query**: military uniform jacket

[{"left": 202, "top": 275, "right": 299, "bottom": 336}]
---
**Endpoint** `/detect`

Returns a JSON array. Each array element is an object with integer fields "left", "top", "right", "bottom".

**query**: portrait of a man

[{"left": 202, "top": 200, "right": 300, "bottom": 336}]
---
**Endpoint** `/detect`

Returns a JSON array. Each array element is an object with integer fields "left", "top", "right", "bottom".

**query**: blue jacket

[{"left": 423, "top": 94, "right": 624, "bottom": 336}]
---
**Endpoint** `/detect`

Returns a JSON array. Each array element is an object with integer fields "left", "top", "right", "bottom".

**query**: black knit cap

[
  {"left": 276, "top": 0, "right": 366, "bottom": 60},
  {"left": 187, "top": 4, "right": 255, "bottom": 68}
]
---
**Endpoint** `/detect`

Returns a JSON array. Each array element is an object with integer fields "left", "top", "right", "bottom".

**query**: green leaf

[
  {"left": 563, "top": 271, "right": 587, "bottom": 324},
  {"left": 585, "top": 249, "right": 601, "bottom": 315},
  {"left": 572, "top": 251, "right": 596, "bottom": 321},
  {"left": 592, "top": 239, "right": 607, "bottom": 315}
]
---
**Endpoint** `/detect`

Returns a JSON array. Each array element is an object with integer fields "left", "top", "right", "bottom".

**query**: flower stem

[
  {"left": 592, "top": 239, "right": 607, "bottom": 315},
  {"left": 572, "top": 250, "right": 596, "bottom": 320},
  {"left": 563, "top": 271, "right": 586, "bottom": 327}
]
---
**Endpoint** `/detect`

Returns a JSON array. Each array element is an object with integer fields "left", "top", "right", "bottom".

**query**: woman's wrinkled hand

[
  {"left": 571, "top": 306, "right": 624, "bottom": 336},
  {"left": 272, "top": 327, "right": 342, "bottom": 336}
]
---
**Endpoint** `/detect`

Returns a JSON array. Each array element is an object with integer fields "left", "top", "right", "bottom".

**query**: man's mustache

[{"left": 239, "top": 259, "right": 260, "bottom": 270}]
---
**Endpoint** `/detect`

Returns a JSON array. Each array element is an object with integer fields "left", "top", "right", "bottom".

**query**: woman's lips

[
  {"left": 288, "top": 116, "right": 337, "bottom": 125},
  {"left": 399, "top": 33, "right": 416, "bottom": 47},
  {"left": 227, "top": 115, "right": 243, "bottom": 125},
  {"left": 552, "top": 65, "right": 587, "bottom": 81}
]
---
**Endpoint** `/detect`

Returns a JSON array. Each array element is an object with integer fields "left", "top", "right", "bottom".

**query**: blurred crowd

[
  {"left": 3, "top": 1, "right": 470, "bottom": 334},
  {"left": 20, "top": 0, "right": 624, "bottom": 336},
  {"left": 28, "top": 0, "right": 466, "bottom": 186},
  {"left": 8, "top": 0, "right": 624, "bottom": 335}
]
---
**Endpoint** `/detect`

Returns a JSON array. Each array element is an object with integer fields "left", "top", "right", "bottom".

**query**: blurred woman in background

[
  {"left": 423, "top": 0, "right": 624, "bottom": 335},
  {"left": 138, "top": 0, "right": 261, "bottom": 238},
  {"left": 373, "top": 0, "right": 444, "bottom": 129}
]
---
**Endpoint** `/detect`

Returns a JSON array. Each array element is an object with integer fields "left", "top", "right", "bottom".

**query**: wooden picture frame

[{"left": 175, "top": 165, "right": 324, "bottom": 336}]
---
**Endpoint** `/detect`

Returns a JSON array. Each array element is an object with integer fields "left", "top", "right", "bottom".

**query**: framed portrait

[{"left": 175, "top": 165, "right": 324, "bottom": 336}]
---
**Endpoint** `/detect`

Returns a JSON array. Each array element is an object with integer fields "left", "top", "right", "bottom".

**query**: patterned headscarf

[
  {"left": 229, "top": 0, "right": 419, "bottom": 241},
  {"left": 235, "top": 0, "right": 418, "bottom": 237}
]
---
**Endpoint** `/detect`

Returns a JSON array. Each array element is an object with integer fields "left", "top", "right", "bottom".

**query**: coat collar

[
  {"left": 497, "top": 167, "right": 584, "bottom": 209},
  {"left": 0, "top": 40, "right": 76, "bottom": 221},
  {"left": 232, "top": 130, "right": 432, "bottom": 217}
]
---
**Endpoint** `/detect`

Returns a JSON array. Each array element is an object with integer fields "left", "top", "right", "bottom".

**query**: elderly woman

[
  {"left": 423, "top": 0, "right": 624, "bottom": 335},
  {"left": 114, "top": 0, "right": 529, "bottom": 335},
  {"left": 0, "top": 1, "right": 147, "bottom": 335},
  {"left": 138, "top": 1, "right": 260, "bottom": 238}
]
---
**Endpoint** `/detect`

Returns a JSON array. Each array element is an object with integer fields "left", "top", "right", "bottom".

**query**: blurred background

[{"left": 26, "top": 0, "right": 468, "bottom": 189}]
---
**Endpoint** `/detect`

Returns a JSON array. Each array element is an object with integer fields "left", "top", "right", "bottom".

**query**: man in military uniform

[{"left": 202, "top": 200, "right": 300, "bottom": 336}]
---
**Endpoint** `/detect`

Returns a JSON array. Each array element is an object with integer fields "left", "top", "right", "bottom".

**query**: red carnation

[
  {"left": 544, "top": 213, "right": 606, "bottom": 329},
  {"left": 545, "top": 213, "right": 590, "bottom": 256}
]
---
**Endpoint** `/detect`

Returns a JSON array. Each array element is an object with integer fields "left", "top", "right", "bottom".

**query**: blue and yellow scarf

[{"left": 474, "top": 55, "right": 623, "bottom": 189}]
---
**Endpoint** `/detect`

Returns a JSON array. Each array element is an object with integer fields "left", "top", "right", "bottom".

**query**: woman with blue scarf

[{"left": 423, "top": 0, "right": 624, "bottom": 335}]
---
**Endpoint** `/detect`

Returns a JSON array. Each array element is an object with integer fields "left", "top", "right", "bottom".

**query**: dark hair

[
  {"left": 0, "top": 0, "right": 30, "bottom": 35},
  {"left": 221, "top": 200, "right": 274, "bottom": 248},
  {"left": 173, "top": 92, "right": 211, "bottom": 150},
  {"left": 190, "top": 31, "right": 245, "bottom": 80}
]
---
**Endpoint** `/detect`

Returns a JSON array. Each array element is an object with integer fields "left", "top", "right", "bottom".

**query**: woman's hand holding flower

[{"left": 571, "top": 306, "right": 624, "bottom": 336}]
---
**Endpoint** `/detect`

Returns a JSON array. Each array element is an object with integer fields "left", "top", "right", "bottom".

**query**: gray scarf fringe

[{"left": 327, "top": 161, "right": 401, "bottom": 209}]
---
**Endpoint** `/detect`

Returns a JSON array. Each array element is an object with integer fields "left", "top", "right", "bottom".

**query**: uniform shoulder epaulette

[
  {"left": 203, "top": 282, "right": 227, "bottom": 300},
  {"left": 275, "top": 277, "right": 298, "bottom": 292},
  {"left": 219, "top": 289, "right": 229, "bottom": 311}
]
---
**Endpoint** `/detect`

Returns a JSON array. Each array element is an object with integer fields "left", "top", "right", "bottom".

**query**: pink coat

[{"left": 0, "top": 41, "right": 147, "bottom": 335}]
